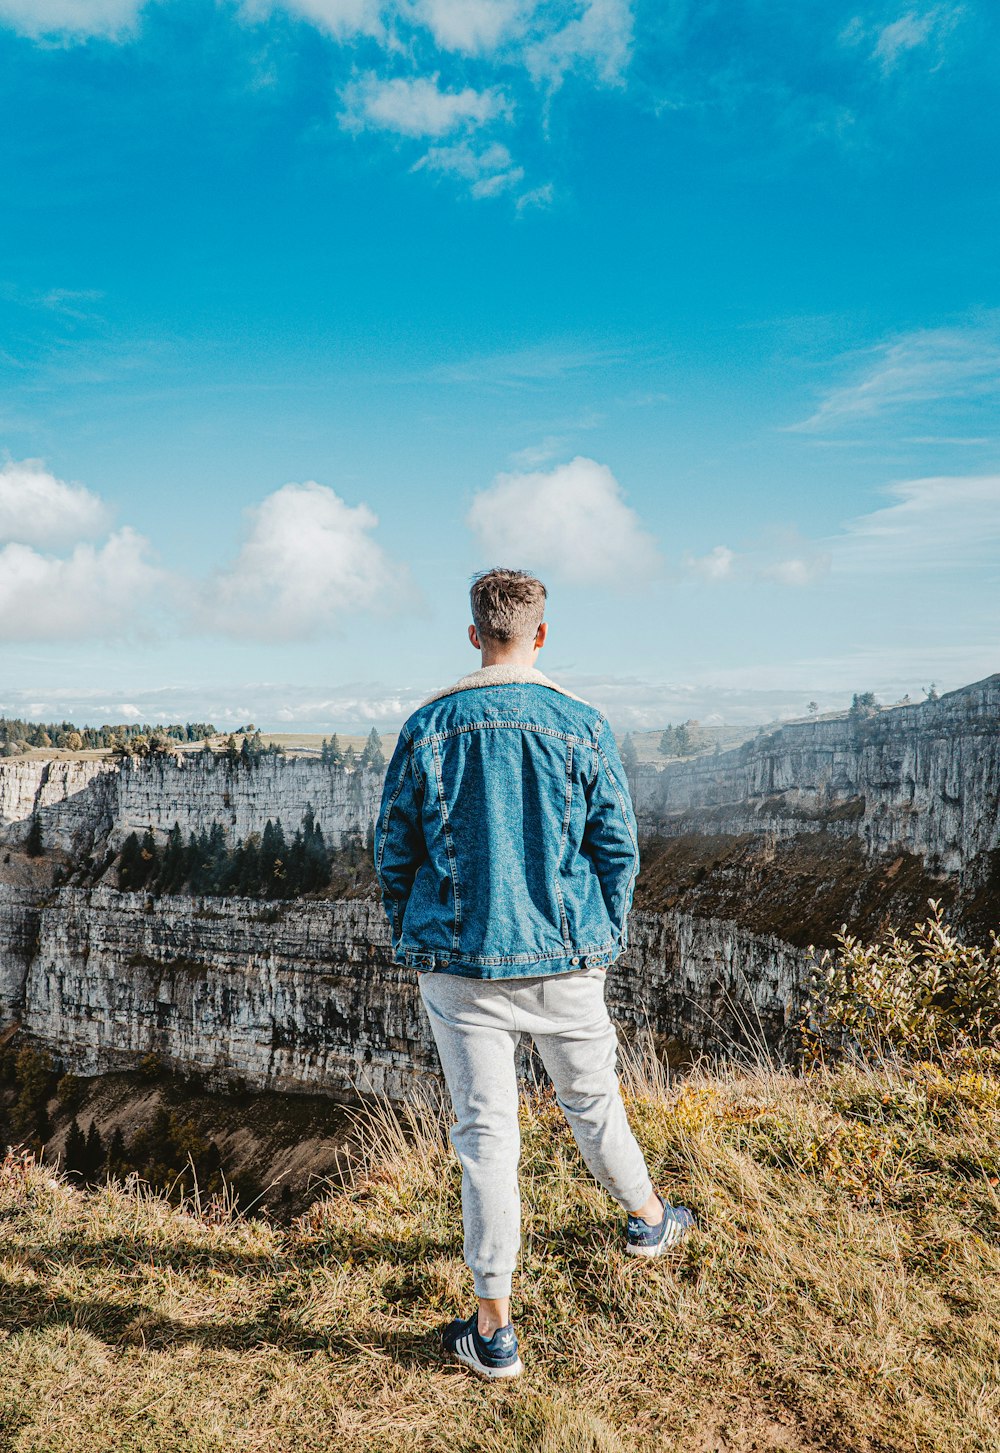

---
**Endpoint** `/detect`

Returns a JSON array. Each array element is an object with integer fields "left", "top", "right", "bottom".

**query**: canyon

[{"left": 1, "top": 673, "right": 997, "bottom": 1107}]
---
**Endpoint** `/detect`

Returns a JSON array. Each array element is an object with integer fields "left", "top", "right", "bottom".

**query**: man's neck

[{"left": 478, "top": 653, "right": 539, "bottom": 671}]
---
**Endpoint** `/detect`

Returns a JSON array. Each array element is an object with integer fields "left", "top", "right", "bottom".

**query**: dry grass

[{"left": 1, "top": 1051, "right": 998, "bottom": 1452}]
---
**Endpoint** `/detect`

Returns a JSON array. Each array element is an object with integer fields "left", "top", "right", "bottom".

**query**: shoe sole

[{"left": 450, "top": 1349, "right": 524, "bottom": 1379}]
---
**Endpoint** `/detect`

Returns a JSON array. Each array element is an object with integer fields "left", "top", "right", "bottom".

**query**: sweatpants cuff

[
  {"left": 473, "top": 1271, "right": 514, "bottom": 1299},
  {"left": 615, "top": 1175, "right": 655, "bottom": 1214}
]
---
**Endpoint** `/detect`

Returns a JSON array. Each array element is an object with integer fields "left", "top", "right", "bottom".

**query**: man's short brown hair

[{"left": 470, "top": 567, "right": 547, "bottom": 645}]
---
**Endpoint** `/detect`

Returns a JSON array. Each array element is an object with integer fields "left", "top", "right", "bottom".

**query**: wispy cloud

[
  {"left": 0, "top": 1, "right": 635, "bottom": 204},
  {"left": 435, "top": 341, "right": 622, "bottom": 387},
  {"left": 245, "top": 0, "right": 385, "bottom": 42},
  {"left": 841, "top": 6, "right": 966, "bottom": 75},
  {"left": 685, "top": 544, "right": 736, "bottom": 582},
  {"left": 525, "top": 0, "right": 634, "bottom": 87},
  {"left": 684, "top": 534, "right": 830, "bottom": 588},
  {"left": 0, "top": 0, "right": 147, "bottom": 40},
  {"left": 467, "top": 455, "right": 660, "bottom": 586},
  {"left": 835, "top": 473, "right": 1000, "bottom": 573},
  {"left": 412, "top": 140, "right": 523, "bottom": 196},
  {"left": 790, "top": 323, "right": 1000, "bottom": 432},
  {"left": 412, "top": 0, "right": 531, "bottom": 56},
  {"left": 341, "top": 72, "right": 510, "bottom": 138},
  {"left": 686, "top": 474, "right": 1000, "bottom": 587}
]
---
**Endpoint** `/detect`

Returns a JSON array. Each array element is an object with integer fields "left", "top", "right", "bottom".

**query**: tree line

[
  {"left": 115, "top": 806, "right": 370, "bottom": 898},
  {"left": 0, "top": 716, "right": 216, "bottom": 757},
  {"left": 0, "top": 1047, "right": 225, "bottom": 1199},
  {"left": 320, "top": 728, "right": 385, "bottom": 771}
]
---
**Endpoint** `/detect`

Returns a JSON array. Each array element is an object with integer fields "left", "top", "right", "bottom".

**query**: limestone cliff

[
  {"left": 0, "top": 754, "right": 383, "bottom": 858},
  {"left": 0, "top": 671, "right": 996, "bottom": 1099},
  {"left": 634, "top": 673, "right": 1000, "bottom": 876},
  {"left": 11, "top": 885, "right": 812, "bottom": 1098}
]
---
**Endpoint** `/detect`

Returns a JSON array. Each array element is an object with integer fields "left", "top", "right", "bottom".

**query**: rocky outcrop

[
  {"left": 0, "top": 884, "right": 40, "bottom": 1024},
  {"left": 14, "top": 884, "right": 812, "bottom": 1097},
  {"left": 0, "top": 755, "right": 383, "bottom": 858},
  {"left": 634, "top": 673, "right": 1000, "bottom": 875}
]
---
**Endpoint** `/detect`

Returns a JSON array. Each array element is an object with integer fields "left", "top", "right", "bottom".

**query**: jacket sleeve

[
  {"left": 372, "top": 727, "right": 426, "bottom": 953},
  {"left": 582, "top": 717, "right": 640, "bottom": 954}
]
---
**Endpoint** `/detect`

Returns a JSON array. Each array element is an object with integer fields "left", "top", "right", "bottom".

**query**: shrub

[{"left": 804, "top": 900, "right": 1000, "bottom": 1063}]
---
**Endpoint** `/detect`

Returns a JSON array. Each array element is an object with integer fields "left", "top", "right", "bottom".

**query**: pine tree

[
  {"left": 117, "top": 831, "right": 144, "bottom": 889},
  {"left": 237, "top": 834, "right": 262, "bottom": 896},
  {"left": 158, "top": 822, "right": 187, "bottom": 894},
  {"left": 342, "top": 744, "right": 356, "bottom": 769},
  {"left": 360, "top": 727, "right": 385, "bottom": 771},
  {"left": 64, "top": 1118, "right": 86, "bottom": 1177},
  {"left": 260, "top": 820, "right": 288, "bottom": 897},
  {"left": 139, "top": 828, "right": 159, "bottom": 886},
  {"left": 105, "top": 1126, "right": 128, "bottom": 1179},
  {"left": 83, "top": 1121, "right": 104, "bottom": 1181}
]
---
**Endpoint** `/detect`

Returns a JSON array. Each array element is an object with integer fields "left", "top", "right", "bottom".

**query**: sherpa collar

[{"left": 419, "top": 662, "right": 590, "bottom": 708}]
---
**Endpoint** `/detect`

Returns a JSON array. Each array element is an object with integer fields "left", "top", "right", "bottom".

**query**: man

[{"left": 373, "top": 567, "right": 694, "bottom": 1380}]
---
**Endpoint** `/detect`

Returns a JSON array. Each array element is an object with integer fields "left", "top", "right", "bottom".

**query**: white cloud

[
  {"left": 413, "top": 0, "right": 530, "bottom": 54},
  {"left": 0, "top": 0, "right": 146, "bottom": 39},
  {"left": 841, "top": 6, "right": 965, "bottom": 74},
  {"left": 760, "top": 555, "right": 831, "bottom": 587},
  {"left": 342, "top": 72, "right": 509, "bottom": 137},
  {"left": 0, "top": 527, "right": 162, "bottom": 640},
  {"left": 200, "top": 481, "right": 413, "bottom": 640},
  {"left": 684, "top": 538, "right": 830, "bottom": 588},
  {"left": 516, "top": 181, "right": 554, "bottom": 211},
  {"left": 526, "top": 0, "right": 634, "bottom": 87},
  {"left": 873, "top": 7, "right": 963, "bottom": 72},
  {"left": 0, "top": 459, "right": 109, "bottom": 547},
  {"left": 835, "top": 474, "right": 1000, "bottom": 573},
  {"left": 247, "top": 0, "right": 385, "bottom": 40},
  {"left": 685, "top": 544, "right": 736, "bottom": 582},
  {"left": 792, "top": 325, "right": 1000, "bottom": 432},
  {"left": 466, "top": 455, "right": 659, "bottom": 586},
  {"left": 412, "top": 140, "right": 523, "bottom": 195}
]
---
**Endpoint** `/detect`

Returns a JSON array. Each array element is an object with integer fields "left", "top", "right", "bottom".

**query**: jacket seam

[
  {"left": 595, "top": 728, "right": 639, "bottom": 949},
  {"left": 374, "top": 737, "right": 415, "bottom": 951},
  {"left": 400, "top": 939, "right": 618, "bottom": 967},
  {"left": 374, "top": 734, "right": 412, "bottom": 880},
  {"left": 412, "top": 720, "right": 594, "bottom": 751},
  {"left": 552, "top": 740, "right": 573, "bottom": 949},
  {"left": 431, "top": 737, "right": 462, "bottom": 955}
]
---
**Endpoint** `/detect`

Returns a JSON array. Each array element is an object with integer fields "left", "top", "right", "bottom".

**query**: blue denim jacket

[{"left": 373, "top": 664, "right": 639, "bottom": 979}]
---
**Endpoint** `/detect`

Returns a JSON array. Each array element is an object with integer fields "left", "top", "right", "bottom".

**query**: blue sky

[{"left": 1, "top": 0, "right": 998, "bottom": 732}]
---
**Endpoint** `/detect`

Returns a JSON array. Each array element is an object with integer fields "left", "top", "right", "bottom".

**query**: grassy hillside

[{"left": 2, "top": 1047, "right": 998, "bottom": 1452}]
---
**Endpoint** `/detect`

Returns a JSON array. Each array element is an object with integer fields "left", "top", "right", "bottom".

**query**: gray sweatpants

[{"left": 418, "top": 965, "right": 655, "bottom": 1299}]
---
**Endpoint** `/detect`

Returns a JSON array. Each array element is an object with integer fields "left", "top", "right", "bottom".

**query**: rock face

[
  {"left": 0, "top": 885, "right": 40, "bottom": 1024},
  {"left": 635, "top": 673, "right": 1000, "bottom": 876},
  {"left": 0, "top": 671, "right": 997, "bottom": 1098},
  {"left": 0, "top": 755, "right": 383, "bottom": 857},
  {"left": 12, "top": 886, "right": 811, "bottom": 1098}
]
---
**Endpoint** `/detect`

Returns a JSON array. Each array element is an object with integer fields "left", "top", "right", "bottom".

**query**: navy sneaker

[
  {"left": 441, "top": 1312, "right": 523, "bottom": 1379},
  {"left": 626, "top": 1193, "right": 695, "bottom": 1257}
]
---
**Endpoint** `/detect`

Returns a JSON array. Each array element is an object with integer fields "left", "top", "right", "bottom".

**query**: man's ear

[
  {"left": 468, "top": 623, "right": 481, "bottom": 650},
  {"left": 535, "top": 621, "right": 548, "bottom": 649}
]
